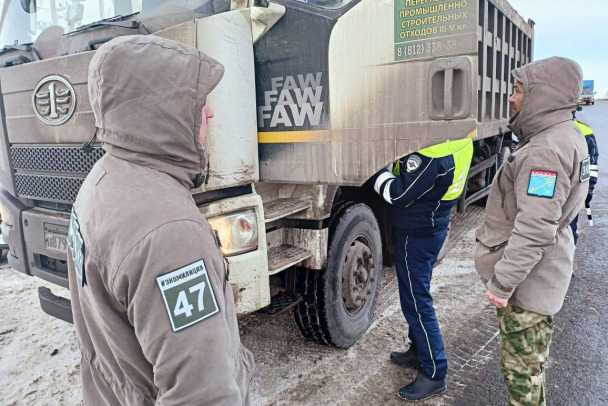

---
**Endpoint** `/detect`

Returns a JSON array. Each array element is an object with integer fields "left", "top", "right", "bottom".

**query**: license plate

[{"left": 45, "top": 232, "right": 68, "bottom": 254}]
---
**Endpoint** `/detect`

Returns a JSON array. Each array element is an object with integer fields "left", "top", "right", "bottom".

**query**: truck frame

[{"left": 0, "top": 0, "right": 533, "bottom": 348}]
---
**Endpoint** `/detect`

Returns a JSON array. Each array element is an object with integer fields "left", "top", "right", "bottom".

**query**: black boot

[
  {"left": 390, "top": 348, "right": 421, "bottom": 369},
  {"left": 398, "top": 372, "right": 447, "bottom": 402}
]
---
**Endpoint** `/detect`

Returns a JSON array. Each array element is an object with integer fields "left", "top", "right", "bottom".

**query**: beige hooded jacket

[
  {"left": 67, "top": 35, "right": 254, "bottom": 405},
  {"left": 475, "top": 57, "right": 589, "bottom": 316}
]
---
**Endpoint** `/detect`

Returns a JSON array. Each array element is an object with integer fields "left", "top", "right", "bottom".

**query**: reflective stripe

[
  {"left": 587, "top": 207, "right": 593, "bottom": 226},
  {"left": 574, "top": 120, "right": 593, "bottom": 136},
  {"left": 590, "top": 165, "right": 598, "bottom": 170},
  {"left": 374, "top": 171, "right": 395, "bottom": 195},
  {"left": 383, "top": 180, "right": 395, "bottom": 204},
  {"left": 404, "top": 236, "right": 437, "bottom": 378},
  {"left": 419, "top": 139, "right": 473, "bottom": 201},
  {"left": 430, "top": 201, "right": 441, "bottom": 228},
  {"left": 590, "top": 171, "right": 599, "bottom": 177}
]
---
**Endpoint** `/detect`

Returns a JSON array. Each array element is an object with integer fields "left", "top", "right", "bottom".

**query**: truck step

[
  {"left": 267, "top": 244, "right": 311, "bottom": 275},
  {"left": 264, "top": 198, "right": 310, "bottom": 223}
]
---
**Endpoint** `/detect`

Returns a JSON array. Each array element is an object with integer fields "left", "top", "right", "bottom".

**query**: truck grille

[
  {"left": 11, "top": 146, "right": 104, "bottom": 203},
  {"left": 15, "top": 174, "right": 84, "bottom": 202},
  {"left": 11, "top": 146, "right": 104, "bottom": 173}
]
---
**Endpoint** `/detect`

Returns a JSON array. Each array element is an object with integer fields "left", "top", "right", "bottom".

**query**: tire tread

[{"left": 294, "top": 202, "right": 381, "bottom": 348}]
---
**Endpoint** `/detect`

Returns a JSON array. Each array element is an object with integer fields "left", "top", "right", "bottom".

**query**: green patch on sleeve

[{"left": 156, "top": 259, "right": 219, "bottom": 332}]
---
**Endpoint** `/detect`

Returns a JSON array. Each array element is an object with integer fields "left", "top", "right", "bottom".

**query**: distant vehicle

[{"left": 580, "top": 80, "right": 595, "bottom": 105}]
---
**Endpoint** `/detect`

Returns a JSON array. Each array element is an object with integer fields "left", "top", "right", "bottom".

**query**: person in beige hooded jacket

[
  {"left": 67, "top": 35, "right": 254, "bottom": 405},
  {"left": 475, "top": 57, "right": 589, "bottom": 405}
]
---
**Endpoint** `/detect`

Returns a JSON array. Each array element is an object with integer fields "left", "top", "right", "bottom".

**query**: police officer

[
  {"left": 475, "top": 57, "right": 588, "bottom": 406},
  {"left": 570, "top": 117, "right": 599, "bottom": 243},
  {"left": 67, "top": 36, "right": 254, "bottom": 405},
  {"left": 371, "top": 138, "right": 473, "bottom": 402}
]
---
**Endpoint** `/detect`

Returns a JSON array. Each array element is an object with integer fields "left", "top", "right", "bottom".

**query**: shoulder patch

[
  {"left": 157, "top": 259, "right": 220, "bottom": 332},
  {"left": 527, "top": 170, "right": 557, "bottom": 198},
  {"left": 580, "top": 156, "right": 590, "bottom": 182},
  {"left": 405, "top": 154, "right": 423, "bottom": 173}
]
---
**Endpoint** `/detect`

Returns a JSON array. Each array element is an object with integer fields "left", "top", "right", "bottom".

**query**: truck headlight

[
  {"left": 0, "top": 200, "right": 11, "bottom": 226},
  {"left": 207, "top": 209, "right": 258, "bottom": 256}
]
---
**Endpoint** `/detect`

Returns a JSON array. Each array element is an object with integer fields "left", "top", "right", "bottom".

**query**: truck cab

[{"left": 0, "top": 0, "right": 534, "bottom": 348}]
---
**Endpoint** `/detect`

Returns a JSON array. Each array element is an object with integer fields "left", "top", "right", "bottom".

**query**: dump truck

[
  {"left": 580, "top": 79, "right": 595, "bottom": 105},
  {"left": 0, "top": 0, "right": 534, "bottom": 348}
]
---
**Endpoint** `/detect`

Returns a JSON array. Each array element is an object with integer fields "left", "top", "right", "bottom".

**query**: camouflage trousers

[{"left": 497, "top": 304, "right": 554, "bottom": 406}]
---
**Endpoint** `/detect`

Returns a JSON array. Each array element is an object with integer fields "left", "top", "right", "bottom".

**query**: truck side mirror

[{"left": 20, "top": 0, "right": 36, "bottom": 13}]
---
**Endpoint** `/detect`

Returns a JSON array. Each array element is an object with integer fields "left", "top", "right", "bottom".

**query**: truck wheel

[{"left": 294, "top": 203, "right": 382, "bottom": 348}]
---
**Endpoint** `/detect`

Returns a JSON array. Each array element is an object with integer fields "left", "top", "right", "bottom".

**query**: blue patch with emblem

[{"left": 527, "top": 170, "right": 557, "bottom": 198}]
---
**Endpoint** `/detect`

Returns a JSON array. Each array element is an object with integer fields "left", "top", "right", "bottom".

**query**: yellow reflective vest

[
  {"left": 574, "top": 120, "right": 593, "bottom": 136},
  {"left": 394, "top": 138, "right": 473, "bottom": 201}
]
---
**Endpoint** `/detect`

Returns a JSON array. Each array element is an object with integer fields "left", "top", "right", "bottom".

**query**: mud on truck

[{"left": 0, "top": 0, "right": 533, "bottom": 348}]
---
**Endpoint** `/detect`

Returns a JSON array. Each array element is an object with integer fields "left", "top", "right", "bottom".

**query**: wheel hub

[{"left": 342, "top": 238, "right": 375, "bottom": 315}]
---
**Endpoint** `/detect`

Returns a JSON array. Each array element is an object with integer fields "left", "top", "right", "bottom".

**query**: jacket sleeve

[
  {"left": 489, "top": 148, "right": 572, "bottom": 299},
  {"left": 369, "top": 154, "right": 448, "bottom": 207},
  {"left": 114, "top": 220, "right": 244, "bottom": 405},
  {"left": 586, "top": 134, "right": 599, "bottom": 166},
  {"left": 586, "top": 134, "right": 599, "bottom": 204}
]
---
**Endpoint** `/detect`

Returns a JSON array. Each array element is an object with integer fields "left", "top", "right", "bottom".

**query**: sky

[
  {"left": 507, "top": 0, "right": 608, "bottom": 99},
  {"left": 0, "top": 0, "right": 605, "bottom": 97}
]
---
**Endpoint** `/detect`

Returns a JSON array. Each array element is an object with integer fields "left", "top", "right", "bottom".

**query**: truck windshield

[
  {"left": 0, "top": 0, "right": 229, "bottom": 47},
  {"left": 0, "top": 0, "right": 142, "bottom": 46}
]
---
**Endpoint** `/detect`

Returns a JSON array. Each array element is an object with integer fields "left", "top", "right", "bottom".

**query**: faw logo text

[
  {"left": 257, "top": 72, "right": 324, "bottom": 128},
  {"left": 32, "top": 75, "right": 77, "bottom": 126}
]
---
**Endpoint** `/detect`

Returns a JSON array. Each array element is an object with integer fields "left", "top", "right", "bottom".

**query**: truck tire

[{"left": 294, "top": 203, "right": 382, "bottom": 348}]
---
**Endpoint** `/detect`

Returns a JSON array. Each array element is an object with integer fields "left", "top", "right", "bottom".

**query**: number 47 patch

[{"left": 157, "top": 259, "right": 219, "bottom": 332}]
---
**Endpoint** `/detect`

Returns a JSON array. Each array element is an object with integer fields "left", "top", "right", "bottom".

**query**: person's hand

[{"left": 486, "top": 290, "right": 508, "bottom": 308}]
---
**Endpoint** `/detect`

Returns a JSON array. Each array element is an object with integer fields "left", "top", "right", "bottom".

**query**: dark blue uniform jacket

[{"left": 370, "top": 153, "right": 458, "bottom": 235}]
